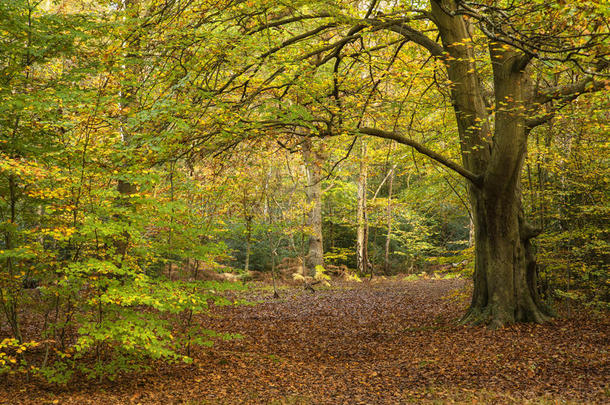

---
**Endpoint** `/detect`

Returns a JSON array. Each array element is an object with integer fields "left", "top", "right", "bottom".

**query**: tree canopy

[{"left": 0, "top": 0, "right": 608, "bottom": 394}]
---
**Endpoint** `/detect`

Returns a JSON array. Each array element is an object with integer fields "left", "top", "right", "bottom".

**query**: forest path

[{"left": 6, "top": 278, "right": 609, "bottom": 404}]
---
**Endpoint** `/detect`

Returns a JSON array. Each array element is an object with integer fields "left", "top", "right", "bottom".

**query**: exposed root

[
  {"left": 461, "top": 303, "right": 554, "bottom": 329},
  {"left": 534, "top": 297, "right": 557, "bottom": 318},
  {"left": 522, "top": 307, "right": 553, "bottom": 324},
  {"left": 459, "top": 306, "right": 491, "bottom": 326}
]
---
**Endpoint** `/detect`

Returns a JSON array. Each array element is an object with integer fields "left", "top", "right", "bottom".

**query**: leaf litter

[{"left": 2, "top": 278, "right": 608, "bottom": 404}]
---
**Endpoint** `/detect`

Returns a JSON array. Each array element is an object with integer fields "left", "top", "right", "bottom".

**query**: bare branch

[
  {"left": 247, "top": 13, "right": 333, "bottom": 34},
  {"left": 386, "top": 24, "right": 444, "bottom": 57},
  {"left": 364, "top": 0, "right": 379, "bottom": 19},
  {"left": 371, "top": 164, "right": 396, "bottom": 201},
  {"left": 261, "top": 23, "right": 340, "bottom": 59},
  {"left": 358, "top": 128, "right": 483, "bottom": 186},
  {"left": 364, "top": 18, "right": 444, "bottom": 57}
]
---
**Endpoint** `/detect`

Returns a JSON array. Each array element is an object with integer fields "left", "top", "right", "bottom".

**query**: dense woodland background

[{"left": 0, "top": 0, "right": 608, "bottom": 396}]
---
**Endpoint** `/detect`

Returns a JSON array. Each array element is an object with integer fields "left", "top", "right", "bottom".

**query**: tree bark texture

[
  {"left": 431, "top": 0, "right": 554, "bottom": 327},
  {"left": 302, "top": 138, "right": 324, "bottom": 277},
  {"left": 384, "top": 165, "right": 395, "bottom": 275},
  {"left": 356, "top": 138, "right": 369, "bottom": 276},
  {"left": 244, "top": 215, "right": 252, "bottom": 273},
  {"left": 113, "top": 0, "right": 140, "bottom": 262}
]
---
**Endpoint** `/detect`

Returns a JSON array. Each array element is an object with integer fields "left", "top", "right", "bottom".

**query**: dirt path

[{"left": 3, "top": 278, "right": 609, "bottom": 404}]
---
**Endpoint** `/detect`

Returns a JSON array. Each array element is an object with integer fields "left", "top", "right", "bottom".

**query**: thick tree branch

[
  {"left": 527, "top": 77, "right": 608, "bottom": 129},
  {"left": 532, "top": 77, "right": 607, "bottom": 105},
  {"left": 364, "top": 0, "right": 379, "bottom": 19},
  {"left": 525, "top": 112, "right": 555, "bottom": 130},
  {"left": 358, "top": 128, "right": 483, "bottom": 186},
  {"left": 387, "top": 24, "right": 444, "bottom": 57},
  {"left": 366, "top": 19, "right": 444, "bottom": 58},
  {"left": 261, "top": 23, "right": 340, "bottom": 59},
  {"left": 512, "top": 52, "right": 534, "bottom": 73},
  {"left": 247, "top": 13, "right": 333, "bottom": 34}
]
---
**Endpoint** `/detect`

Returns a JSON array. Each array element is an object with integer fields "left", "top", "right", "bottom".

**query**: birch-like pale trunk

[
  {"left": 356, "top": 138, "right": 369, "bottom": 276},
  {"left": 302, "top": 138, "right": 324, "bottom": 277}
]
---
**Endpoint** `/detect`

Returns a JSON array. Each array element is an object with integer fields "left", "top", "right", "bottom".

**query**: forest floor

[{"left": 2, "top": 277, "right": 609, "bottom": 404}]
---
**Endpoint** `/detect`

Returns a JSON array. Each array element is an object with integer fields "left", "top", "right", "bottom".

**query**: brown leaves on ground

[{"left": 2, "top": 278, "right": 609, "bottom": 404}]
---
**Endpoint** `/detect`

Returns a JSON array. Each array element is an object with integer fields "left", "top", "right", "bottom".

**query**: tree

[
  {"left": 368, "top": 0, "right": 608, "bottom": 326},
  {"left": 356, "top": 138, "right": 370, "bottom": 276},
  {"left": 0, "top": 0, "right": 250, "bottom": 381},
  {"left": 384, "top": 162, "right": 396, "bottom": 275},
  {"left": 0, "top": 0, "right": 96, "bottom": 342},
  {"left": 302, "top": 138, "right": 325, "bottom": 276},
  {"left": 189, "top": 0, "right": 607, "bottom": 326},
  {"left": 360, "top": 1, "right": 606, "bottom": 326},
  {"left": 523, "top": 90, "right": 609, "bottom": 309}
]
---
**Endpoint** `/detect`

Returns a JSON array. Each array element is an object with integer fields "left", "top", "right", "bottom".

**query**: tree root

[{"left": 460, "top": 303, "right": 555, "bottom": 329}]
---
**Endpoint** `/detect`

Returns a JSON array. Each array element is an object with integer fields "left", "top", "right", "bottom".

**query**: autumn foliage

[{"left": 0, "top": 0, "right": 608, "bottom": 403}]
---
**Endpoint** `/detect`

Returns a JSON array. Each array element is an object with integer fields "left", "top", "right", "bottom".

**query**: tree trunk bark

[
  {"left": 244, "top": 215, "right": 252, "bottom": 273},
  {"left": 384, "top": 165, "right": 395, "bottom": 275},
  {"left": 302, "top": 138, "right": 324, "bottom": 277},
  {"left": 463, "top": 185, "right": 554, "bottom": 328},
  {"left": 431, "top": 0, "right": 554, "bottom": 327},
  {"left": 468, "top": 215, "right": 474, "bottom": 248},
  {"left": 113, "top": 0, "right": 140, "bottom": 262},
  {"left": 356, "top": 138, "right": 368, "bottom": 275}
]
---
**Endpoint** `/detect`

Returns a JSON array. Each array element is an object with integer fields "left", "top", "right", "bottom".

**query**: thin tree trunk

[
  {"left": 302, "top": 138, "right": 324, "bottom": 276},
  {"left": 468, "top": 215, "right": 474, "bottom": 248},
  {"left": 113, "top": 0, "right": 140, "bottom": 262},
  {"left": 270, "top": 249, "right": 279, "bottom": 298},
  {"left": 356, "top": 138, "right": 369, "bottom": 276},
  {"left": 244, "top": 216, "right": 252, "bottom": 272},
  {"left": 264, "top": 173, "right": 280, "bottom": 298},
  {"left": 384, "top": 165, "right": 395, "bottom": 275},
  {"left": 167, "top": 162, "right": 175, "bottom": 280},
  {"left": 1, "top": 175, "right": 23, "bottom": 342}
]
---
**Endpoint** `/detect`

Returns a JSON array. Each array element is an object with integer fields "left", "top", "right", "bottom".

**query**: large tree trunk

[
  {"left": 431, "top": 0, "right": 554, "bottom": 327},
  {"left": 302, "top": 138, "right": 324, "bottom": 277},
  {"left": 464, "top": 185, "right": 554, "bottom": 328}
]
